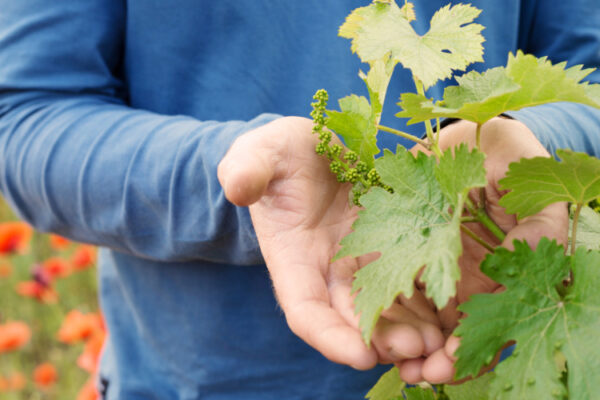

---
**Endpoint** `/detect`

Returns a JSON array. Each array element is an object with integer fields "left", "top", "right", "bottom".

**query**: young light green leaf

[
  {"left": 435, "top": 144, "right": 487, "bottom": 206},
  {"left": 397, "top": 66, "right": 520, "bottom": 124},
  {"left": 326, "top": 94, "right": 379, "bottom": 168},
  {"left": 403, "top": 387, "right": 436, "bottom": 400},
  {"left": 445, "top": 373, "right": 494, "bottom": 400},
  {"left": 499, "top": 149, "right": 600, "bottom": 219},
  {"left": 365, "top": 367, "right": 404, "bottom": 400},
  {"left": 335, "top": 148, "right": 462, "bottom": 343},
  {"left": 454, "top": 239, "right": 600, "bottom": 400},
  {"left": 570, "top": 205, "right": 600, "bottom": 251},
  {"left": 339, "top": 1, "right": 484, "bottom": 89},
  {"left": 359, "top": 57, "right": 396, "bottom": 122},
  {"left": 397, "top": 51, "right": 600, "bottom": 125}
]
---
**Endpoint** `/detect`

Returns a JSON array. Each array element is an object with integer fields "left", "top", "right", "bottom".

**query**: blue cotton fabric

[{"left": 0, "top": 1, "right": 599, "bottom": 399}]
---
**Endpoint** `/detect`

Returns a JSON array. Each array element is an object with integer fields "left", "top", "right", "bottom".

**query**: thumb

[
  {"left": 218, "top": 133, "right": 276, "bottom": 207},
  {"left": 501, "top": 202, "right": 569, "bottom": 251},
  {"left": 218, "top": 116, "right": 315, "bottom": 206}
]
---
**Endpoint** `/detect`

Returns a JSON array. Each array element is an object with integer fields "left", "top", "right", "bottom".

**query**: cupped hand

[
  {"left": 218, "top": 116, "right": 444, "bottom": 370},
  {"left": 396, "top": 117, "right": 569, "bottom": 384}
]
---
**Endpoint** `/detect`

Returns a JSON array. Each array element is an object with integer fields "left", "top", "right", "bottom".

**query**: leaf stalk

[
  {"left": 460, "top": 224, "right": 495, "bottom": 252},
  {"left": 465, "top": 199, "right": 507, "bottom": 242},
  {"left": 570, "top": 203, "right": 583, "bottom": 255},
  {"left": 376, "top": 124, "right": 429, "bottom": 148}
]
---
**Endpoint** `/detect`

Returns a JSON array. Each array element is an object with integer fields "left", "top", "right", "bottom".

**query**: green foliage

[
  {"left": 335, "top": 147, "right": 467, "bottom": 342},
  {"left": 455, "top": 239, "right": 600, "bottom": 400},
  {"left": 365, "top": 367, "right": 404, "bottom": 400},
  {"left": 435, "top": 144, "right": 487, "bottom": 206},
  {"left": 366, "top": 367, "right": 494, "bottom": 400},
  {"left": 571, "top": 205, "right": 600, "bottom": 251},
  {"left": 326, "top": 94, "right": 379, "bottom": 168},
  {"left": 499, "top": 149, "right": 600, "bottom": 218},
  {"left": 444, "top": 373, "right": 495, "bottom": 400},
  {"left": 339, "top": 1, "right": 484, "bottom": 89},
  {"left": 398, "top": 51, "right": 600, "bottom": 125},
  {"left": 310, "top": 1, "right": 600, "bottom": 399},
  {"left": 404, "top": 387, "right": 437, "bottom": 400}
]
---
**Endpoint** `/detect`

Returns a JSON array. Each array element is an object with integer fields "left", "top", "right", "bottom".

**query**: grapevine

[{"left": 309, "top": 1, "right": 600, "bottom": 399}]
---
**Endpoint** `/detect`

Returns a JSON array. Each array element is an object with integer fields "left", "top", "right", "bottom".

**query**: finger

[
  {"left": 329, "top": 274, "right": 428, "bottom": 363},
  {"left": 444, "top": 335, "right": 461, "bottom": 362},
  {"left": 380, "top": 303, "right": 444, "bottom": 357},
  {"left": 217, "top": 131, "right": 279, "bottom": 207},
  {"left": 502, "top": 202, "right": 569, "bottom": 250},
  {"left": 217, "top": 117, "right": 314, "bottom": 206},
  {"left": 372, "top": 318, "right": 424, "bottom": 362},
  {"left": 437, "top": 297, "right": 461, "bottom": 335},
  {"left": 421, "top": 347, "right": 456, "bottom": 384},
  {"left": 397, "top": 358, "right": 425, "bottom": 384},
  {"left": 398, "top": 288, "right": 440, "bottom": 327},
  {"left": 270, "top": 258, "right": 378, "bottom": 370}
]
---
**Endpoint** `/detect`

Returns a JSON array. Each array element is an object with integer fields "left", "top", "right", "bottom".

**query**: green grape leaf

[
  {"left": 339, "top": 1, "right": 484, "bottom": 89},
  {"left": 499, "top": 149, "right": 600, "bottom": 219},
  {"left": 365, "top": 367, "right": 404, "bottom": 400},
  {"left": 404, "top": 387, "right": 436, "bottom": 400},
  {"left": 445, "top": 372, "right": 494, "bottom": 400},
  {"left": 326, "top": 94, "right": 379, "bottom": 167},
  {"left": 570, "top": 205, "right": 600, "bottom": 251},
  {"left": 398, "top": 51, "right": 600, "bottom": 125},
  {"left": 335, "top": 147, "right": 463, "bottom": 342},
  {"left": 454, "top": 239, "right": 600, "bottom": 400},
  {"left": 397, "top": 66, "right": 520, "bottom": 124},
  {"left": 435, "top": 144, "right": 487, "bottom": 206}
]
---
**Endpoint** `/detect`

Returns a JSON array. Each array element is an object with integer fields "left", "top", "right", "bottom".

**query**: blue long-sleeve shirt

[{"left": 0, "top": 1, "right": 599, "bottom": 399}]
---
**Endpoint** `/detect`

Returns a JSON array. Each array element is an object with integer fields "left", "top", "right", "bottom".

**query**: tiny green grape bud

[
  {"left": 319, "top": 130, "right": 332, "bottom": 143},
  {"left": 330, "top": 144, "right": 342, "bottom": 157},
  {"left": 352, "top": 191, "right": 362, "bottom": 206},
  {"left": 367, "top": 169, "right": 381, "bottom": 185},
  {"left": 330, "top": 160, "right": 342, "bottom": 174},
  {"left": 315, "top": 143, "right": 327, "bottom": 155},
  {"left": 346, "top": 168, "right": 359, "bottom": 183},
  {"left": 356, "top": 161, "right": 368, "bottom": 173},
  {"left": 343, "top": 150, "right": 358, "bottom": 164}
]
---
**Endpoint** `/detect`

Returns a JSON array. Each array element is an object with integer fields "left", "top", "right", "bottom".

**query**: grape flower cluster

[{"left": 310, "top": 89, "right": 391, "bottom": 205}]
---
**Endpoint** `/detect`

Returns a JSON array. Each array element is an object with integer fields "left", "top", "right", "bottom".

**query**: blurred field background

[{"left": 0, "top": 197, "right": 102, "bottom": 400}]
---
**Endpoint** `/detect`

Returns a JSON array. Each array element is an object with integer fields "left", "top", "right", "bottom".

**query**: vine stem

[
  {"left": 475, "top": 122, "right": 482, "bottom": 149},
  {"left": 465, "top": 198, "right": 507, "bottom": 242},
  {"left": 377, "top": 124, "right": 429, "bottom": 148},
  {"left": 460, "top": 224, "right": 495, "bottom": 252},
  {"left": 413, "top": 77, "right": 442, "bottom": 159},
  {"left": 571, "top": 203, "right": 583, "bottom": 255}
]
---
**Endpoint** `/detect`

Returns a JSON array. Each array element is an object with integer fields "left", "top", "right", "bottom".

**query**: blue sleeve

[
  {"left": 0, "top": 1, "right": 275, "bottom": 264},
  {"left": 507, "top": 0, "right": 600, "bottom": 158}
]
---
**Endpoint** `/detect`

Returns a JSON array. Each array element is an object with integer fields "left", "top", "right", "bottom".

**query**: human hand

[
  {"left": 218, "top": 116, "right": 444, "bottom": 370},
  {"left": 396, "top": 117, "right": 569, "bottom": 384}
]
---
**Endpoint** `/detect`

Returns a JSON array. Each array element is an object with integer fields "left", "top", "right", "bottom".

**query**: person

[{"left": 0, "top": 1, "right": 598, "bottom": 398}]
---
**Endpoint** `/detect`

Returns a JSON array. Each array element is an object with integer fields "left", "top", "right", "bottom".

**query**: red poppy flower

[
  {"left": 0, "top": 321, "right": 31, "bottom": 353},
  {"left": 0, "top": 222, "right": 33, "bottom": 255},
  {"left": 33, "top": 362, "right": 58, "bottom": 388},
  {"left": 49, "top": 234, "right": 70, "bottom": 250},
  {"left": 77, "top": 378, "right": 99, "bottom": 400},
  {"left": 16, "top": 281, "right": 58, "bottom": 303},
  {"left": 71, "top": 245, "right": 97, "bottom": 270},
  {"left": 77, "top": 331, "right": 106, "bottom": 374},
  {"left": 43, "top": 257, "right": 71, "bottom": 279},
  {"left": 58, "top": 311, "right": 103, "bottom": 344}
]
